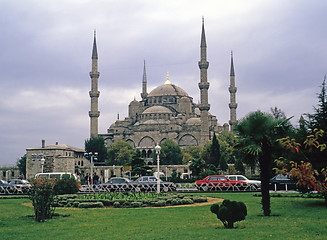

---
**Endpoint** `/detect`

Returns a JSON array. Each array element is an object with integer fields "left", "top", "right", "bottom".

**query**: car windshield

[{"left": 111, "top": 178, "right": 130, "bottom": 184}]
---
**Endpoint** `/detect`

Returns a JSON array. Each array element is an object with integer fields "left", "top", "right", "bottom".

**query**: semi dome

[
  {"left": 143, "top": 106, "right": 172, "bottom": 114},
  {"left": 148, "top": 84, "right": 188, "bottom": 97}
]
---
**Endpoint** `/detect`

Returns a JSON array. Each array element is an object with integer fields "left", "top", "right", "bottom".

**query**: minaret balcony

[
  {"left": 199, "top": 104, "right": 210, "bottom": 111},
  {"left": 89, "top": 91, "right": 100, "bottom": 97},
  {"left": 89, "top": 72, "right": 100, "bottom": 78},
  {"left": 229, "top": 103, "right": 238, "bottom": 109},
  {"left": 198, "top": 82, "right": 210, "bottom": 89},
  {"left": 229, "top": 86, "right": 237, "bottom": 93},
  {"left": 89, "top": 111, "right": 100, "bottom": 117},
  {"left": 198, "top": 61, "right": 209, "bottom": 69}
]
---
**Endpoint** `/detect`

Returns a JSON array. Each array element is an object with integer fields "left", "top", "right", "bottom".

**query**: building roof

[
  {"left": 147, "top": 84, "right": 188, "bottom": 97},
  {"left": 27, "top": 144, "right": 85, "bottom": 152}
]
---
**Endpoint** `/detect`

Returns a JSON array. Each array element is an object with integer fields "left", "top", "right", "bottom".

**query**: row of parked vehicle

[
  {"left": 82, "top": 176, "right": 177, "bottom": 193},
  {"left": 0, "top": 179, "right": 31, "bottom": 194}
]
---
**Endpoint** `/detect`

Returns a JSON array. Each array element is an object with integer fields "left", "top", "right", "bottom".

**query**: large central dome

[{"left": 148, "top": 84, "right": 189, "bottom": 97}]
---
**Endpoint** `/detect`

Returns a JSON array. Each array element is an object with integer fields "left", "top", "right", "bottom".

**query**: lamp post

[
  {"left": 31, "top": 153, "right": 44, "bottom": 176},
  {"left": 40, "top": 156, "right": 45, "bottom": 173},
  {"left": 155, "top": 144, "right": 161, "bottom": 194},
  {"left": 84, "top": 152, "right": 98, "bottom": 184}
]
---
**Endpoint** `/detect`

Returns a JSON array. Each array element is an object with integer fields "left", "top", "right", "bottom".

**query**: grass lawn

[{"left": 0, "top": 193, "right": 326, "bottom": 240}]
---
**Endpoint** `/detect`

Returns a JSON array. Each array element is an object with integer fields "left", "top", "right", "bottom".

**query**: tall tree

[
  {"left": 189, "top": 158, "right": 205, "bottom": 178},
  {"left": 107, "top": 140, "right": 135, "bottom": 166},
  {"left": 16, "top": 154, "right": 26, "bottom": 178},
  {"left": 270, "top": 107, "right": 286, "bottom": 119},
  {"left": 154, "top": 139, "right": 183, "bottom": 165},
  {"left": 85, "top": 136, "right": 109, "bottom": 164},
  {"left": 235, "top": 111, "right": 289, "bottom": 216},
  {"left": 130, "top": 150, "right": 151, "bottom": 176},
  {"left": 304, "top": 77, "right": 327, "bottom": 170},
  {"left": 210, "top": 133, "right": 221, "bottom": 168}
]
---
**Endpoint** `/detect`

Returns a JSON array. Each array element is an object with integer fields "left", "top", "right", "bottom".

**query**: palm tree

[{"left": 235, "top": 111, "right": 290, "bottom": 216}]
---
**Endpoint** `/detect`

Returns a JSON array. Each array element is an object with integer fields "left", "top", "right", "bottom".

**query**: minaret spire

[
  {"left": 198, "top": 17, "right": 210, "bottom": 145},
  {"left": 89, "top": 31, "right": 100, "bottom": 138},
  {"left": 229, "top": 51, "right": 237, "bottom": 132},
  {"left": 141, "top": 60, "right": 148, "bottom": 99}
]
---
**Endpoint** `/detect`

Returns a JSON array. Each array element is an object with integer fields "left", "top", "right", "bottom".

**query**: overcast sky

[{"left": 0, "top": 0, "right": 326, "bottom": 166}]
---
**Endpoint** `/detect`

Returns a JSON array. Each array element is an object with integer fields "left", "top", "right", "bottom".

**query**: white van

[{"left": 35, "top": 172, "right": 78, "bottom": 180}]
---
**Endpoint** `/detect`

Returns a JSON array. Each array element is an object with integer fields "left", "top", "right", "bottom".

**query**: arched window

[
  {"left": 138, "top": 136, "right": 156, "bottom": 148},
  {"left": 126, "top": 139, "right": 135, "bottom": 148},
  {"left": 178, "top": 135, "right": 198, "bottom": 147},
  {"left": 147, "top": 150, "right": 152, "bottom": 158},
  {"left": 141, "top": 150, "right": 147, "bottom": 158}
]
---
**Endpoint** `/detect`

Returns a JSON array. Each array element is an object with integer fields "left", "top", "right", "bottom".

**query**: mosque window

[
  {"left": 178, "top": 135, "right": 198, "bottom": 146},
  {"left": 81, "top": 161, "right": 84, "bottom": 166},
  {"left": 139, "top": 136, "right": 155, "bottom": 148}
]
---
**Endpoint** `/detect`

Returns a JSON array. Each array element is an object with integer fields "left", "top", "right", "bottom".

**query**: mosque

[{"left": 89, "top": 19, "right": 238, "bottom": 163}]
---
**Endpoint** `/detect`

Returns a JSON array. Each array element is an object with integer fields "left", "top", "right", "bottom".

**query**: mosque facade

[{"left": 89, "top": 19, "right": 237, "bottom": 163}]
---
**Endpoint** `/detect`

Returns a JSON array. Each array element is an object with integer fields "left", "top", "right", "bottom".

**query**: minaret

[
  {"left": 198, "top": 17, "right": 210, "bottom": 145},
  {"left": 89, "top": 31, "right": 100, "bottom": 138},
  {"left": 229, "top": 51, "right": 237, "bottom": 132},
  {"left": 141, "top": 60, "right": 148, "bottom": 99}
]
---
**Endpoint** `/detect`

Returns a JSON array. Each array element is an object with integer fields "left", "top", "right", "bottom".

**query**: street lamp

[
  {"left": 31, "top": 153, "right": 44, "bottom": 176},
  {"left": 84, "top": 152, "right": 98, "bottom": 184},
  {"left": 40, "top": 157, "right": 45, "bottom": 173},
  {"left": 155, "top": 144, "right": 161, "bottom": 194}
]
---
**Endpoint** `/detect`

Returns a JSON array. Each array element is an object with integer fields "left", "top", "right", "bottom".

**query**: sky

[{"left": 0, "top": 0, "right": 326, "bottom": 166}]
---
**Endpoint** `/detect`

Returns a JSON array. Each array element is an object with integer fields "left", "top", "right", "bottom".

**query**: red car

[{"left": 195, "top": 175, "right": 247, "bottom": 191}]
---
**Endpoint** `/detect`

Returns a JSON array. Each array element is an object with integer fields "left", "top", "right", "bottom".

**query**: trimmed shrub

[
  {"left": 78, "top": 202, "right": 104, "bottom": 208},
  {"left": 210, "top": 200, "right": 247, "bottom": 228},
  {"left": 113, "top": 202, "right": 120, "bottom": 208},
  {"left": 153, "top": 200, "right": 166, "bottom": 207},
  {"left": 180, "top": 198, "right": 194, "bottom": 205},
  {"left": 131, "top": 202, "right": 142, "bottom": 208}
]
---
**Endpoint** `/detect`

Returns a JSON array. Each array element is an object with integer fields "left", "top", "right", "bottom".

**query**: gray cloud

[{"left": 0, "top": 0, "right": 326, "bottom": 165}]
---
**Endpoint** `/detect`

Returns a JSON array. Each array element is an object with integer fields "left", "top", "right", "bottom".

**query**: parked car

[
  {"left": 8, "top": 179, "right": 31, "bottom": 194},
  {"left": 0, "top": 179, "right": 13, "bottom": 187},
  {"left": 9, "top": 179, "right": 31, "bottom": 187},
  {"left": 226, "top": 175, "right": 261, "bottom": 189},
  {"left": 270, "top": 174, "right": 297, "bottom": 191},
  {"left": 100, "top": 177, "right": 132, "bottom": 192},
  {"left": 131, "top": 176, "right": 176, "bottom": 192},
  {"left": 103, "top": 177, "right": 131, "bottom": 185},
  {"left": 195, "top": 175, "right": 247, "bottom": 191}
]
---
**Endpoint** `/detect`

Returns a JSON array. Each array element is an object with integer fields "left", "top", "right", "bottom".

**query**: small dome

[
  {"left": 143, "top": 106, "right": 172, "bottom": 114},
  {"left": 148, "top": 84, "right": 188, "bottom": 97},
  {"left": 129, "top": 99, "right": 139, "bottom": 105},
  {"left": 186, "top": 118, "right": 201, "bottom": 125}
]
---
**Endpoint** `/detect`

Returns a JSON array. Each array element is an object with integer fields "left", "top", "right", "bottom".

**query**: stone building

[
  {"left": 25, "top": 140, "right": 88, "bottom": 179},
  {"left": 95, "top": 19, "right": 237, "bottom": 163}
]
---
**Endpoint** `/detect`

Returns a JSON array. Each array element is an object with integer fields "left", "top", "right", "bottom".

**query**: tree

[
  {"left": 304, "top": 77, "right": 327, "bottom": 170},
  {"left": 107, "top": 140, "right": 135, "bottom": 166},
  {"left": 234, "top": 159, "right": 245, "bottom": 174},
  {"left": 155, "top": 139, "right": 183, "bottom": 165},
  {"left": 200, "top": 141, "right": 211, "bottom": 164},
  {"left": 270, "top": 106, "right": 286, "bottom": 119},
  {"left": 130, "top": 150, "right": 151, "bottom": 176},
  {"left": 209, "top": 133, "right": 221, "bottom": 168},
  {"left": 189, "top": 158, "right": 205, "bottom": 178},
  {"left": 182, "top": 146, "right": 201, "bottom": 164},
  {"left": 16, "top": 154, "right": 26, "bottom": 178},
  {"left": 275, "top": 129, "right": 327, "bottom": 203},
  {"left": 235, "top": 111, "right": 290, "bottom": 216},
  {"left": 85, "top": 136, "right": 109, "bottom": 164}
]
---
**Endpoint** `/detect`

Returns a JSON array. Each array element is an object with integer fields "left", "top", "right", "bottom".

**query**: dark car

[
  {"left": 270, "top": 174, "right": 297, "bottom": 191},
  {"left": 100, "top": 177, "right": 132, "bottom": 192},
  {"left": 0, "top": 179, "right": 14, "bottom": 194},
  {"left": 131, "top": 176, "right": 176, "bottom": 192},
  {"left": 195, "top": 175, "right": 247, "bottom": 191}
]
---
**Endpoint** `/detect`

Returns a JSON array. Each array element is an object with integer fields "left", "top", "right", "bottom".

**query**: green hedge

[{"left": 53, "top": 193, "right": 207, "bottom": 208}]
